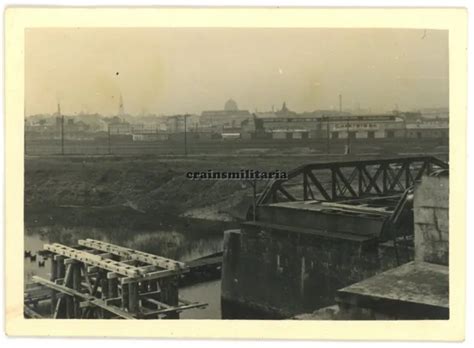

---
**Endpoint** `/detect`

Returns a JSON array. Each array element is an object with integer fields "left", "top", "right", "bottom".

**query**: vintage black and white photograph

[{"left": 21, "top": 26, "right": 450, "bottom": 321}]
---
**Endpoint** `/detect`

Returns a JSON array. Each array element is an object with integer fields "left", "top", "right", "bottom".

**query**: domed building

[
  {"left": 200, "top": 99, "right": 251, "bottom": 132},
  {"left": 224, "top": 99, "right": 239, "bottom": 112}
]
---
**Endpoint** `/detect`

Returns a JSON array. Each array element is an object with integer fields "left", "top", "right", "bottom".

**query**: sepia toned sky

[{"left": 25, "top": 28, "right": 448, "bottom": 116}]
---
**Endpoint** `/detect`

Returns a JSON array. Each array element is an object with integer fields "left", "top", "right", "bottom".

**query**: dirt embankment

[{"left": 25, "top": 155, "right": 297, "bottom": 224}]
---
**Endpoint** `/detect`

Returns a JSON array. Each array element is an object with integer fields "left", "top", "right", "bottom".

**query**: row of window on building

[{"left": 265, "top": 128, "right": 448, "bottom": 140}]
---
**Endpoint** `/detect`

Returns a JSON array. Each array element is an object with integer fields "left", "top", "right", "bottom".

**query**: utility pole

[
  {"left": 326, "top": 117, "right": 330, "bottom": 155},
  {"left": 107, "top": 126, "right": 111, "bottom": 155},
  {"left": 183, "top": 114, "right": 190, "bottom": 156},
  {"left": 59, "top": 102, "right": 64, "bottom": 155},
  {"left": 346, "top": 120, "right": 351, "bottom": 155},
  {"left": 61, "top": 115, "right": 65, "bottom": 155},
  {"left": 339, "top": 94, "right": 351, "bottom": 155}
]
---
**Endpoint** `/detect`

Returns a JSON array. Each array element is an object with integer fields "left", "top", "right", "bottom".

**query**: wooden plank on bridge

[
  {"left": 120, "top": 269, "right": 178, "bottom": 284},
  {"left": 78, "top": 239, "right": 186, "bottom": 271},
  {"left": 44, "top": 243, "right": 144, "bottom": 278}
]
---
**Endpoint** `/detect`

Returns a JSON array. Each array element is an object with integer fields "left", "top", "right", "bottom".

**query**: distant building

[
  {"left": 132, "top": 133, "right": 168, "bottom": 141},
  {"left": 109, "top": 121, "right": 131, "bottom": 135},
  {"left": 400, "top": 109, "right": 449, "bottom": 139},
  {"left": 255, "top": 111, "right": 278, "bottom": 119},
  {"left": 224, "top": 98, "right": 239, "bottom": 112},
  {"left": 418, "top": 107, "right": 449, "bottom": 119},
  {"left": 164, "top": 115, "right": 199, "bottom": 133},
  {"left": 256, "top": 114, "right": 408, "bottom": 140},
  {"left": 322, "top": 115, "right": 406, "bottom": 140},
  {"left": 222, "top": 132, "right": 241, "bottom": 140},
  {"left": 275, "top": 102, "right": 297, "bottom": 118},
  {"left": 200, "top": 99, "right": 251, "bottom": 131},
  {"left": 131, "top": 123, "right": 145, "bottom": 133},
  {"left": 405, "top": 120, "right": 449, "bottom": 139},
  {"left": 131, "top": 123, "right": 160, "bottom": 134}
]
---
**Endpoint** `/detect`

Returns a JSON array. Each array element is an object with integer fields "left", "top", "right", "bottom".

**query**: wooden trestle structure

[{"left": 24, "top": 239, "right": 207, "bottom": 319}]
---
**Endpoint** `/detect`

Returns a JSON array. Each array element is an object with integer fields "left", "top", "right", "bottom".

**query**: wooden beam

[
  {"left": 33, "top": 276, "right": 135, "bottom": 320},
  {"left": 142, "top": 297, "right": 172, "bottom": 309},
  {"left": 141, "top": 302, "right": 207, "bottom": 317},
  {"left": 44, "top": 243, "right": 143, "bottom": 277},
  {"left": 120, "top": 269, "right": 178, "bottom": 285},
  {"left": 139, "top": 289, "right": 162, "bottom": 298},
  {"left": 24, "top": 305, "right": 43, "bottom": 319},
  {"left": 78, "top": 239, "right": 186, "bottom": 271},
  {"left": 104, "top": 297, "right": 121, "bottom": 306},
  {"left": 53, "top": 262, "right": 73, "bottom": 318}
]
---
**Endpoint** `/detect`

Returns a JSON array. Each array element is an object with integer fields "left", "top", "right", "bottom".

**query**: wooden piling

[
  {"left": 65, "top": 264, "right": 74, "bottom": 318},
  {"left": 163, "top": 276, "right": 179, "bottom": 319},
  {"left": 140, "top": 281, "right": 148, "bottom": 293},
  {"left": 56, "top": 256, "right": 65, "bottom": 278},
  {"left": 72, "top": 263, "right": 82, "bottom": 318},
  {"left": 55, "top": 256, "right": 66, "bottom": 318},
  {"left": 128, "top": 282, "right": 139, "bottom": 315},
  {"left": 100, "top": 277, "right": 109, "bottom": 318},
  {"left": 148, "top": 281, "right": 160, "bottom": 319},
  {"left": 50, "top": 257, "right": 58, "bottom": 316},
  {"left": 101, "top": 278, "right": 109, "bottom": 299},
  {"left": 108, "top": 278, "right": 118, "bottom": 298},
  {"left": 121, "top": 283, "right": 129, "bottom": 310}
]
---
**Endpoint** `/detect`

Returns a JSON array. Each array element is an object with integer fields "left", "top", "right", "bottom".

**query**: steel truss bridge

[{"left": 257, "top": 156, "right": 449, "bottom": 205}]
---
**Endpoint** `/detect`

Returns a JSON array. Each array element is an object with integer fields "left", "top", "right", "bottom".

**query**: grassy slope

[{"left": 24, "top": 155, "right": 317, "bottom": 221}]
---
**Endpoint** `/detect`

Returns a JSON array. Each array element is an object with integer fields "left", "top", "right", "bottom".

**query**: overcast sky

[{"left": 25, "top": 28, "right": 448, "bottom": 116}]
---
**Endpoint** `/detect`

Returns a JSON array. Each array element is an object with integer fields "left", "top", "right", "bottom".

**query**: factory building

[
  {"left": 254, "top": 114, "right": 407, "bottom": 140},
  {"left": 323, "top": 115, "right": 406, "bottom": 140}
]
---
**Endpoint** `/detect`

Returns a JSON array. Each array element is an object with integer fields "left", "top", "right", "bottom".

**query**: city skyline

[
  {"left": 26, "top": 28, "right": 449, "bottom": 116},
  {"left": 25, "top": 97, "right": 448, "bottom": 118}
]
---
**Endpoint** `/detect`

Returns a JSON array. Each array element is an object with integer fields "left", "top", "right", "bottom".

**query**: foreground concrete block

[{"left": 414, "top": 175, "right": 449, "bottom": 266}]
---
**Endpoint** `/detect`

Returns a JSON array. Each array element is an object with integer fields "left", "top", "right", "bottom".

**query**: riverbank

[{"left": 25, "top": 154, "right": 329, "bottom": 226}]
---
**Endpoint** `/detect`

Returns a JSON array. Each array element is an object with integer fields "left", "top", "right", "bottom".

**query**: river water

[{"left": 24, "top": 220, "right": 226, "bottom": 319}]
